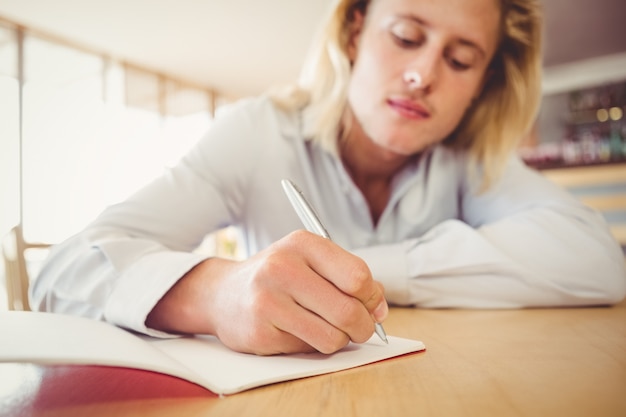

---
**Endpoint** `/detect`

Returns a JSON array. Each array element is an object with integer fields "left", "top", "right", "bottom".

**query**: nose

[
  {"left": 403, "top": 71, "right": 422, "bottom": 89},
  {"left": 404, "top": 48, "right": 440, "bottom": 92}
]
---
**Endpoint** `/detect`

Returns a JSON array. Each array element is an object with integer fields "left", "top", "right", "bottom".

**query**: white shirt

[{"left": 30, "top": 96, "right": 626, "bottom": 336}]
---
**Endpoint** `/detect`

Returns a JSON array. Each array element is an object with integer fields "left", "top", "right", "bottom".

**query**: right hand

[{"left": 146, "top": 230, "right": 388, "bottom": 355}]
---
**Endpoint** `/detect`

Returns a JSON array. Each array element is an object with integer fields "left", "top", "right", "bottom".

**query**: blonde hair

[{"left": 271, "top": 0, "right": 543, "bottom": 190}]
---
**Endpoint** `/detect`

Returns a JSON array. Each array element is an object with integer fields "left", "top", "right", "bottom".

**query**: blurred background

[{"left": 0, "top": 0, "right": 625, "bottom": 310}]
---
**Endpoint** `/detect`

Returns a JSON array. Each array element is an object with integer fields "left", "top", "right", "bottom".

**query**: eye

[
  {"left": 389, "top": 19, "right": 424, "bottom": 48},
  {"left": 392, "top": 35, "right": 421, "bottom": 48},
  {"left": 448, "top": 58, "right": 471, "bottom": 71},
  {"left": 446, "top": 47, "right": 477, "bottom": 71}
]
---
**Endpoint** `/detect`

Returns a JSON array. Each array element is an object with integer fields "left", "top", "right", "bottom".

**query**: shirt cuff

[
  {"left": 104, "top": 250, "right": 207, "bottom": 338},
  {"left": 352, "top": 242, "right": 412, "bottom": 305}
]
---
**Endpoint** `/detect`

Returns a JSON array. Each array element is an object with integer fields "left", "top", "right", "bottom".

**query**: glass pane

[
  {"left": 165, "top": 80, "right": 211, "bottom": 116},
  {"left": 20, "top": 35, "right": 214, "bottom": 245},
  {"left": 0, "top": 22, "right": 17, "bottom": 78},
  {"left": 125, "top": 65, "right": 160, "bottom": 113},
  {"left": 161, "top": 81, "right": 213, "bottom": 167},
  {"left": 0, "top": 23, "right": 19, "bottom": 239},
  {"left": 21, "top": 34, "right": 105, "bottom": 243},
  {"left": 161, "top": 112, "right": 211, "bottom": 168}
]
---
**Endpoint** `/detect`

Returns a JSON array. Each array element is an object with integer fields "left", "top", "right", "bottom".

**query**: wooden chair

[{"left": 2, "top": 225, "right": 50, "bottom": 311}]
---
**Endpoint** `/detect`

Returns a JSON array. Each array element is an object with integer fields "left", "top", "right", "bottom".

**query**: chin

[
  {"left": 373, "top": 145, "right": 417, "bottom": 162},
  {"left": 374, "top": 138, "right": 430, "bottom": 158}
]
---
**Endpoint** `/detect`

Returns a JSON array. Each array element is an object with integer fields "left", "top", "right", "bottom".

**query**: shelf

[{"left": 541, "top": 163, "right": 626, "bottom": 187}]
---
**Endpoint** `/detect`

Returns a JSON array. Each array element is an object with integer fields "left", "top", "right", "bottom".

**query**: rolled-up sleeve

[{"left": 354, "top": 156, "right": 626, "bottom": 308}]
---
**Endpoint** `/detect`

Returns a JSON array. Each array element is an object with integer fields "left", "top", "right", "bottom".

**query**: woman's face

[{"left": 346, "top": 0, "right": 501, "bottom": 158}]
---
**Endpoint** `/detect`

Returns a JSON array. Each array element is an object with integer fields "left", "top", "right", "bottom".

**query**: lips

[{"left": 387, "top": 98, "right": 431, "bottom": 120}]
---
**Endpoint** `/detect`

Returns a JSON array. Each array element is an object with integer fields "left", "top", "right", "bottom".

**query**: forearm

[
  {"left": 146, "top": 257, "right": 231, "bottom": 335},
  {"left": 30, "top": 228, "right": 208, "bottom": 337},
  {"left": 355, "top": 212, "right": 626, "bottom": 308},
  {"left": 149, "top": 231, "right": 388, "bottom": 355}
]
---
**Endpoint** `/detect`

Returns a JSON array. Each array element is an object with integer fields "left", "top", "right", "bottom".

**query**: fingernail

[{"left": 373, "top": 300, "right": 388, "bottom": 323}]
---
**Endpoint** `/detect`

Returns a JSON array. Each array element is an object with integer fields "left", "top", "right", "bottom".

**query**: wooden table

[{"left": 2, "top": 301, "right": 625, "bottom": 417}]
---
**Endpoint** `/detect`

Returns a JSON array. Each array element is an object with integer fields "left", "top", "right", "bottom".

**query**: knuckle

[
  {"left": 334, "top": 298, "right": 362, "bottom": 328},
  {"left": 318, "top": 333, "right": 350, "bottom": 354},
  {"left": 282, "top": 229, "right": 311, "bottom": 248},
  {"left": 344, "top": 259, "right": 371, "bottom": 294},
  {"left": 253, "top": 251, "right": 290, "bottom": 286},
  {"left": 351, "top": 327, "right": 374, "bottom": 344},
  {"left": 351, "top": 317, "right": 376, "bottom": 343},
  {"left": 332, "top": 299, "right": 375, "bottom": 344},
  {"left": 255, "top": 253, "right": 280, "bottom": 282}
]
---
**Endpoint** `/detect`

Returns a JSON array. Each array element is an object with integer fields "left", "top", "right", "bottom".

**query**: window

[
  {"left": 21, "top": 35, "right": 105, "bottom": 243},
  {"left": 1, "top": 20, "right": 222, "bottom": 310},
  {"left": 0, "top": 23, "right": 19, "bottom": 240},
  {"left": 15, "top": 33, "right": 216, "bottom": 244}
]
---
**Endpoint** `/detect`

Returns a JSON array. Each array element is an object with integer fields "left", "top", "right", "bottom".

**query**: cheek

[
  {"left": 437, "top": 77, "right": 480, "bottom": 127},
  {"left": 350, "top": 36, "right": 395, "bottom": 94},
  {"left": 347, "top": 57, "right": 383, "bottom": 116},
  {"left": 445, "top": 97, "right": 471, "bottom": 125},
  {"left": 433, "top": 101, "right": 470, "bottom": 142},
  {"left": 351, "top": 56, "right": 381, "bottom": 93}
]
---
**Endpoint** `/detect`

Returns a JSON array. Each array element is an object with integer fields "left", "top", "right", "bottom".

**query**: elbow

[
  {"left": 565, "top": 255, "right": 626, "bottom": 306},
  {"left": 602, "top": 260, "right": 626, "bottom": 304},
  {"left": 592, "top": 243, "right": 626, "bottom": 304}
]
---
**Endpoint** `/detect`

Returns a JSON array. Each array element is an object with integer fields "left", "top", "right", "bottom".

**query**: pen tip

[{"left": 375, "top": 323, "right": 388, "bottom": 344}]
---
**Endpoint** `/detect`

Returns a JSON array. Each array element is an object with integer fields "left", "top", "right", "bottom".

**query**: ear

[{"left": 347, "top": 8, "right": 365, "bottom": 63}]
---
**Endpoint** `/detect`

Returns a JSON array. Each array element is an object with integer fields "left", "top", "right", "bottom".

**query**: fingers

[
  {"left": 206, "top": 253, "right": 354, "bottom": 355},
  {"left": 276, "top": 230, "right": 389, "bottom": 323},
  {"left": 219, "top": 275, "right": 353, "bottom": 355},
  {"left": 282, "top": 264, "right": 376, "bottom": 345},
  {"left": 244, "top": 242, "right": 372, "bottom": 350},
  {"left": 206, "top": 230, "right": 388, "bottom": 355},
  {"left": 264, "top": 230, "right": 387, "bottom": 347},
  {"left": 269, "top": 301, "right": 354, "bottom": 354}
]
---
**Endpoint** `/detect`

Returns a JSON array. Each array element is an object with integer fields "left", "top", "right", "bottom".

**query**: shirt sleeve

[
  {"left": 354, "top": 157, "right": 626, "bottom": 308},
  {"left": 28, "top": 149, "right": 224, "bottom": 336},
  {"left": 29, "top": 98, "right": 271, "bottom": 336},
  {"left": 30, "top": 230, "right": 207, "bottom": 337}
]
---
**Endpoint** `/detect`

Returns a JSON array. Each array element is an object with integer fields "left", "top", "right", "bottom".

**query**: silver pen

[{"left": 281, "top": 179, "right": 389, "bottom": 344}]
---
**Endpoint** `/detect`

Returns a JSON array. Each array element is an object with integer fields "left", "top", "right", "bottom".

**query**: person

[{"left": 31, "top": 0, "right": 625, "bottom": 355}]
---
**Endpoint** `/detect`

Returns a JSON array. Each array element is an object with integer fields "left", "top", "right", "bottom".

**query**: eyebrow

[{"left": 394, "top": 14, "right": 488, "bottom": 59}]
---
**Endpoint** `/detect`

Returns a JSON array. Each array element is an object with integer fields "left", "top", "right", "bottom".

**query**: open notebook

[{"left": 0, "top": 311, "right": 425, "bottom": 395}]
